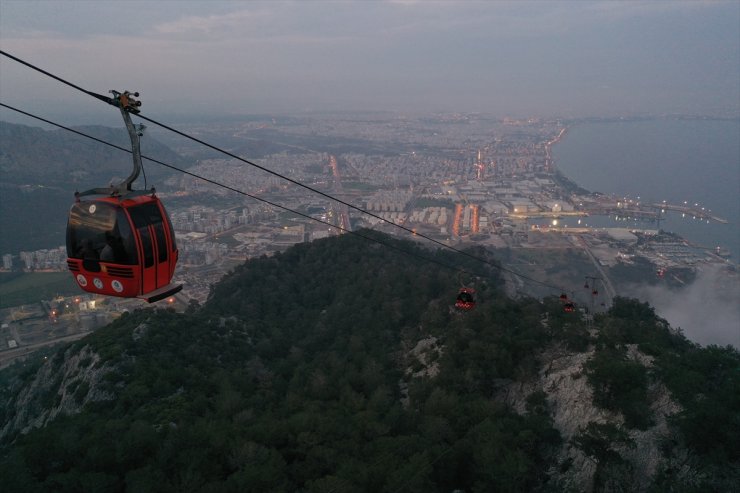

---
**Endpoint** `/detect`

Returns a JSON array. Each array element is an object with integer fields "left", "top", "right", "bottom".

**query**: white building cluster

[
  {"left": 407, "top": 207, "right": 450, "bottom": 227},
  {"left": 4, "top": 247, "right": 68, "bottom": 271},
  {"left": 365, "top": 190, "right": 414, "bottom": 212},
  {"left": 171, "top": 206, "right": 251, "bottom": 235}
]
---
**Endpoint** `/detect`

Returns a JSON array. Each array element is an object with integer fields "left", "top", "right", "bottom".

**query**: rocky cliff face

[
  {"left": 0, "top": 322, "right": 717, "bottom": 492},
  {"left": 498, "top": 343, "right": 683, "bottom": 492},
  {"left": 1, "top": 344, "right": 114, "bottom": 442}
]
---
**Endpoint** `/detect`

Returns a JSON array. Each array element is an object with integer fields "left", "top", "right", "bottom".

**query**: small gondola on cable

[
  {"left": 455, "top": 287, "right": 476, "bottom": 311},
  {"left": 453, "top": 273, "right": 477, "bottom": 311},
  {"left": 584, "top": 276, "right": 600, "bottom": 297},
  {"left": 559, "top": 293, "right": 576, "bottom": 313},
  {"left": 65, "top": 91, "right": 181, "bottom": 302}
]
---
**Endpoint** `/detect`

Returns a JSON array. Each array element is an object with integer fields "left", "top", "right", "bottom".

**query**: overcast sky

[{"left": 1, "top": 0, "right": 738, "bottom": 120}]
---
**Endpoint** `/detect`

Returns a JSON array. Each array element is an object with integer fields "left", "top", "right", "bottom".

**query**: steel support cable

[
  {"left": 0, "top": 101, "right": 485, "bottom": 281},
  {"left": 137, "top": 112, "right": 567, "bottom": 294},
  {"left": 0, "top": 50, "right": 567, "bottom": 295},
  {"left": 134, "top": 112, "right": 543, "bottom": 282}
]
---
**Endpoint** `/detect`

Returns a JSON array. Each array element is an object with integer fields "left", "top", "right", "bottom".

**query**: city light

[{"left": 1, "top": 112, "right": 734, "bottom": 372}]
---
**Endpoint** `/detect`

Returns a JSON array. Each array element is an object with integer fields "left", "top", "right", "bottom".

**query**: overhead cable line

[
  {"left": 134, "top": 114, "right": 511, "bottom": 273},
  {"left": 0, "top": 101, "right": 487, "bottom": 282},
  {"left": 0, "top": 50, "right": 568, "bottom": 295}
]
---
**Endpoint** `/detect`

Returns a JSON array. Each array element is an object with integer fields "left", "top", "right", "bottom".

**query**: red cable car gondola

[
  {"left": 66, "top": 91, "right": 181, "bottom": 303},
  {"left": 558, "top": 292, "right": 576, "bottom": 313},
  {"left": 584, "top": 276, "right": 602, "bottom": 302},
  {"left": 455, "top": 287, "right": 476, "bottom": 311}
]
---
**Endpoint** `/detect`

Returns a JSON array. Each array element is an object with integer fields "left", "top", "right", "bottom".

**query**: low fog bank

[{"left": 630, "top": 266, "right": 740, "bottom": 349}]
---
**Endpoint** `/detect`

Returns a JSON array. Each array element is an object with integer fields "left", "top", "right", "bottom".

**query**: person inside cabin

[
  {"left": 100, "top": 233, "right": 116, "bottom": 262},
  {"left": 79, "top": 239, "right": 98, "bottom": 260},
  {"left": 100, "top": 231, "right": 128, "bottom": 263}
]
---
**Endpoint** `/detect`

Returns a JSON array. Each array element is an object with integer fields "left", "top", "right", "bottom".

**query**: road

[
  {"left": 577, "top": 237, "right": 617, "bottom": 301},
  {"left": 650, "top": 203, "right": 728, "bottom": 224},
  {"left": 0, "top": 331, "right": 92, "bottom": 369},
  {"left": 509, "top": 211, "right": 588, "bottom": 220}
]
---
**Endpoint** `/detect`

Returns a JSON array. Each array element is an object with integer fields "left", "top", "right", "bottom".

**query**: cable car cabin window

[
  {"left": 161, "top": 203, "right": 177, "bottom": 251},
  {"left": 457, "top": 292, "right": 474, "bottom": 303},
  {"left": 153, "top": 223, "right": 168, "bottom": 263},
  {"left": 138, "top": 227, "right": 155, "bottom": 268},
  {"left": 128, "top": 202, "right": 164, "bottom": 229},
  {"left": 67, "top": 202, "right": 137, "bottom": 265},
  {"left": 128, "top": 202, "right": 166, "bottom": 267}
]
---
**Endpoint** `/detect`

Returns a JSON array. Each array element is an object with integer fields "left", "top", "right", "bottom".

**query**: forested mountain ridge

[
  {"left": 0, "top": 121, "right": 191, "bottom": 254},
  {"left": 0, "top": 121, "right": 187, "bottom": 186},
  {"left": 1, "top": 231, "right": 738, "bottom": 492}
]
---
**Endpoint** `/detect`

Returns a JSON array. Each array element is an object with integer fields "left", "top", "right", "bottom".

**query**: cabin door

[{"left": 129, "top": 201, "right": 171, "bottom": 295}]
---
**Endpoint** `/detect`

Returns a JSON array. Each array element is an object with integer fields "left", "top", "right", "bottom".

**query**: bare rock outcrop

[
  {"left": 1, "top": 344, "right": 115, "bottom": 442},
  {"left": 498, "top": 343, "right": 682, "bottom": 492}
]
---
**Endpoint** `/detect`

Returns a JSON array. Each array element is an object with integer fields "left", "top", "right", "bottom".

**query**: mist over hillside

[
  {"left": 631, "top": 265, "right": 740, "bottom": 349},
  {"left": 1, "top": 232, "right": 737, "bottom": 492}
]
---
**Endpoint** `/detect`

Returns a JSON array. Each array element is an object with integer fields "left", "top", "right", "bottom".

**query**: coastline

[
  {"left": 547, "top": 119, "right": 739, "bottom": 348},
  {"left": 548, "top": 117, "right": 739, "bottom": 259}
]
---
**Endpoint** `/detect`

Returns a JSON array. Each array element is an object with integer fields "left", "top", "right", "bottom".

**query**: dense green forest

[{"left": 0, "top": 232, "right": 738, "bottom": 492}]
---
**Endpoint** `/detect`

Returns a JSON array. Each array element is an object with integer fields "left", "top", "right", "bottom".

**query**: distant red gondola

[
  {"left": 455, "top": 287, "right": 476, "bottom": 311},
  {"left": 65, "top": 91, "right": 181, "bottom": 302}
]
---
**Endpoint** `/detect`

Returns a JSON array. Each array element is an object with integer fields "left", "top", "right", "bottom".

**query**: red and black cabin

[
  {"left": 66, "top": 194, "right": 180, "bottom": 302},
  {"left": 455, "top": 287, "right": 476, "bottom": 311},
  {"left": 65, "top": 90, "right": 181, "bottom": 302}
]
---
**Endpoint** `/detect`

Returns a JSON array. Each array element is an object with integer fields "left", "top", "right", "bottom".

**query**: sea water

[
  {"left": 552, "top": 119, "right": 739, "bottom": 347},
  {"left": 552, "top": 119, "right": 739, "bottom": 258}
]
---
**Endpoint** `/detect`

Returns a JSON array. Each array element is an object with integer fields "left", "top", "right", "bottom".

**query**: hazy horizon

[{"left": 1, "top": 1, "right": 739, "bottom": 124}]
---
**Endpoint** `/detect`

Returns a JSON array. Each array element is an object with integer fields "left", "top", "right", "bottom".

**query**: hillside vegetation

[
  {"left": 0, "top": 232, "right": 738, "bottom": 492},
  {"left": 0, "top": 122, "right": 186, "bottom": 187},
  {"left": 0, "top": 121, "right": 190, "bottom": 254}
]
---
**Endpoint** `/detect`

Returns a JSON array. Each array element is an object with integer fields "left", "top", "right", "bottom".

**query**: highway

[
  {"left": 509, "top": 211, "right": 589, "bottom": 220},
  {"left": 0, "top": 331, "right": 92, "bottom": 369},
  {"left": 651, "top": 203, "right": 728, "bottom": 224},
  {"left": 577, "top": 237, "right": 617, "bottom": 302}
]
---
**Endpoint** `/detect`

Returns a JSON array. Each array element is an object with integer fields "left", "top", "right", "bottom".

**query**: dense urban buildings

[{"left": 1, "top": 114, "right": 734, "bottom": 365}]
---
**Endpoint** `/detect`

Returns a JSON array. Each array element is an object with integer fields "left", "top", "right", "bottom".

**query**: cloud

[
  {"left": 155, "top": 9, "right": 264, "bottom": 36},
  {"left": 632, "top": 265, "right": 740, "bottom": 348},
  {"left": 1, "top": 1, "right": 736, "bottom": 116}
]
